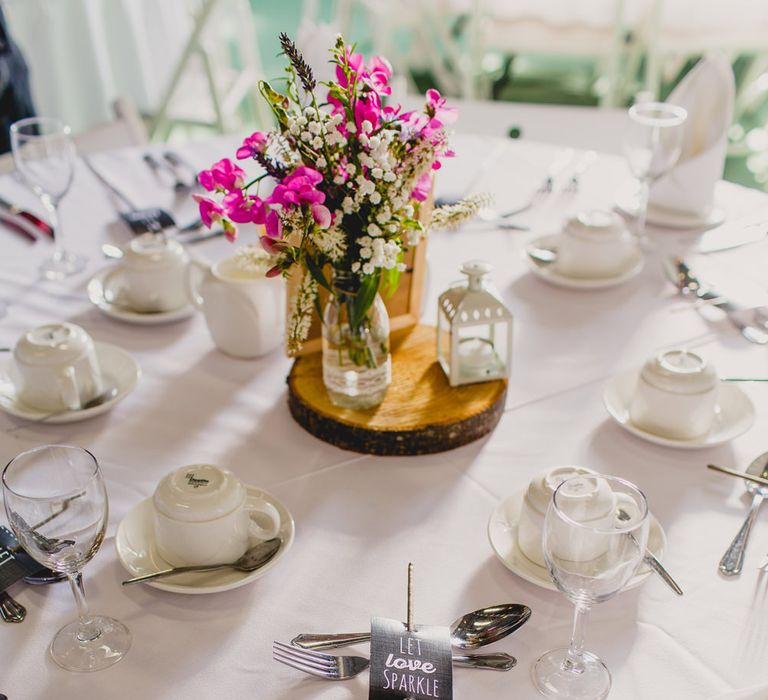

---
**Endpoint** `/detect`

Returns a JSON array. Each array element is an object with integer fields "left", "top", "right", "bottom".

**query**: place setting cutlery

[
  {"left": 707, "top": 453, "right": 768, "bottom": 575},
  {"left": 663, "top": 256, "right": 768, "bottom": 345},
  {"left": 83, "top": 156, "right": 203, "bottom": 235},
  {"left": 274, "top": 602, "right": 530, "bottom": 680},
  {"left": 291, "top": 603, "right": 531, "bottom": 652}
]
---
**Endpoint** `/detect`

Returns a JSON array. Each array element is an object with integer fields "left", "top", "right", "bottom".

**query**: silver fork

[{"left": 272, "top": 641, "right": 370, "bottom": 680}]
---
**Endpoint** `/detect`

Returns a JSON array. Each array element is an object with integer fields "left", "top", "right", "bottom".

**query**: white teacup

[
  {"left": 557, "top": 210, "right": 635, "bottom": 278},
  {"left": 547, "top": 475, "right": 641, "bottom": 563},
  {"left": 186, "top": 255, "right": 285, "bottom": 358},
  {"left": 629, "top": 349, "right": 718, "bottom": 439},
  {"left": 10, "top": 322, "right": 104, "bottom": 411},
  {"left": 518, "top": 466, "right": 598, "bottom": 567},
  {"left": 121, "top": 233, "right": 189, "bottom": 312},
  {"left": 152, "top": 464, "right": 281, "bottom": 567}
]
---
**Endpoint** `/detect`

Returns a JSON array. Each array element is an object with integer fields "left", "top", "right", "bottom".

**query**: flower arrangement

[{"left": 195, "top": 33, "right": 484, "bottom": 358}]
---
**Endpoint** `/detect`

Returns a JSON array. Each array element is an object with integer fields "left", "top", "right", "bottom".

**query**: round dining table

[{"left": 1, "top": 111, "right": 768, "bottom": 699}]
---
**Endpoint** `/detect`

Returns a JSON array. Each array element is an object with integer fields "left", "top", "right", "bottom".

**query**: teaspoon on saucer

[
  {"left": 23, "top": 385, "right": 120, "bottom": 425},
  {"left": 121, "top": 537, "right": 282, "bottom": 585}
]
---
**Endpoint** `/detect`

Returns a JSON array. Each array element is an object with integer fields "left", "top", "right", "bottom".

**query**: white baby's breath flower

[
  {"left": 362, "top": 262, "right": 374, "bottom": 275},
  {"left": 361, "top": 120, "right": 373, "bottom": 133},
  {"left": 371, "top": 167, "right": 383, "bottom": 179},
  {"left": 383, "top": 171, "right": 396, "bottom": 182},
  {"left": 308, "top": 121, "right": 321, "bottom": 135},
  {"left": 333, "top": 174, "right": 345, "bottom": 185},
  {"left": 367, "top": 223, "right": 382, "bottom": 237},
  {"left": 301, "top": 131, "right": 312, "bottom": 142},
  {"left": 313, "top": 226, "right": 346, "bottom": 262},
  {"left": 234, "top": 245, "right": 273, "bottom": 275},
  {"left": 346, "top": 121, "right": 357, "bottom": 133},
  {"left": 370, "top": 191, "right": 382, "bottom": 205},
  {"left": 351, "top": 261, "right": 361, "bottom": 272},
  {"left": 316, "top": 156, "right": 327, "bottom": 169},
  {"left": 286, "top": 269, "right": 318, "bottom": 356}
]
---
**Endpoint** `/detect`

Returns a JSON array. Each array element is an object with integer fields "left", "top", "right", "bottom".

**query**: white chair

[{"left": 146, "top": 0, "right": 272, "bottom": 140}]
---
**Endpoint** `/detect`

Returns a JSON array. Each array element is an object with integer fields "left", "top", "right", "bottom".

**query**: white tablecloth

[{"left": 1, "top": 120, "right": 768, "bottom": 699}]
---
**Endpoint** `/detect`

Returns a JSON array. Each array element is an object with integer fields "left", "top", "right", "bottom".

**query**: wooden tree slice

[{"left": 287, "top": 325, "right": 507, "bottom": 456}]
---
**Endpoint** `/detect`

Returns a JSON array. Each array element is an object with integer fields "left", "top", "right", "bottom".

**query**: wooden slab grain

[{"left": 287, "top": 325, "right": 507, "bottom": 455}]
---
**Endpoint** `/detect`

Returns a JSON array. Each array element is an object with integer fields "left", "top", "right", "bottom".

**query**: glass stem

[
  {"left": 68, "top": 572, "right": 102, "bottom": 643},
  {"left": 43, "top": 197, "right": 64, "bottom": 261},
  {"left": 562, "top": 603, "right": 591, "bottom": 674}
]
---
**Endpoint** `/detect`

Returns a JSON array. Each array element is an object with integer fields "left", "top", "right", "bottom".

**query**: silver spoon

[
  {"left": 27, "top": 385, "right": 119, "bottom": 424},
  {"left": 527, "top": 246, "right": 557, "bottom": 265},
  {"left": 719, "top": 452, "right": 768, "bottom": 576},
  {"left": 121, "top": 537, "right": 282, "bottom": 585},
  {"left": 617, "top": 508, "right": 683, "bottom": 595},
  {"left": 290, "top": 603, "right": 532, "bottom": 651}
]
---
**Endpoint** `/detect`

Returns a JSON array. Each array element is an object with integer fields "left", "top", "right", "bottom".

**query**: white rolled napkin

[{"left": 649, "top": 53, "right": 734, "bottom": 217}]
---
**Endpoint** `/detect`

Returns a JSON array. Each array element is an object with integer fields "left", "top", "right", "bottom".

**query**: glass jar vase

[{"left": 321, "top": 291, "right": 391, "bottom": 410}]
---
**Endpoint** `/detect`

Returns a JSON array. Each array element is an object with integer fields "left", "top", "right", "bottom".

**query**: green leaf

[
  {"left": 304, "top": 255, "right": 334, "bottom": 295},
  {"left": 350, "top": 271, "right": 380, "bottom": 330},
  {"left": 380, "top": 264, "right": 402, "bottom": 300}
]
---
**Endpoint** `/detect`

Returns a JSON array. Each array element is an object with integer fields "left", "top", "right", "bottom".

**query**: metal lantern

[{"left": 437, "top": 260, "right": 513, "bottom": 387}]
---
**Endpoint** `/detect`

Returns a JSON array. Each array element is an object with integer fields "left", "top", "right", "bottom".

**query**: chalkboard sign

[{"left": 369, "top": 616, "right": 453, "bottom": 700}]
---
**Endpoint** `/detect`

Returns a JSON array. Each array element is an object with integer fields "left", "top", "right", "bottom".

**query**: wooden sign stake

[{"left": 406, "top": 562, "right": 414, "bottom": 632}]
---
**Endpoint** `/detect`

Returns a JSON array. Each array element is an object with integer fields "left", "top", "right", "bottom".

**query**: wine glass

[
  {"left": 10, "top": 117, "right": 87, "bottom": 279},
  {"left": 532, "top": 474, "right": 649, "bottom": 700},
  {"left": 623, "top": 102, "right": 687, "bottom": 242},
  {"left": 2, "top": 445, "right": 130, "bottom": 671}
]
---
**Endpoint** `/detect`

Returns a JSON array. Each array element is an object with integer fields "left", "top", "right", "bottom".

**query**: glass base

[
  {"left": 50, "top": 615, "right": 131, "bottom": 672},
  {"left": 325, "top": 385, "right": 389, "bottom": 410},
  {"left": 40, "top": 250, "right": 88, "bottom": 280},
  {"left": 532, "top": 648, "right": 611, "bottom": 700}
]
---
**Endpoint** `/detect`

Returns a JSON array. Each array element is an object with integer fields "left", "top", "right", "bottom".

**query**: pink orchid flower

[
  {"left": 193, "top": 194, "right": 225, "bottom": 228},
  {"left": 364, "top": 56, "right": 392, "bottom": 95},
  {"left": 354, "top": 91, "right": 382, "bottom": 134},
  {"left": 198, "top": 158, "right": 246, "bottom": 192},
  {"left": 335, "top": 48, "right": 365, "bottom": 89},
  {"left": 222, "top": 190, "right": 267, "bottom": 224},
  {"left": 425, "top": 88, "right": 458, "bottom": 125},
  {"left": 270, "top": 167, "right": 325, "bottom": 206},
  {"left": 264, "top": 209, "right": 283, "bottom": 239},
  {"left": 411, "top": 172, "right": 432, "bottom": 202},
  {"left": 236, "top": 131, "right": 268, "bottom": 160}
]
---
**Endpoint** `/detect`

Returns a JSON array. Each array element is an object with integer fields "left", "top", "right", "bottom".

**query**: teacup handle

[
  {"left": 246, "top": 500, "right": 281, "bottom": 540},
  {"left": 185, "top": 259, "right": 212, "bottom": 310},
  {"left": 57, "top": 367, "right": 81, "bottom": 410}
]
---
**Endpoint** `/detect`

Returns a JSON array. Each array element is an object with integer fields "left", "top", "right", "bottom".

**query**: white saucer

[
  {"left": 523, "top": 234, "right": 644, "bottom": 289},
  {"left": 615, "top": 190, "right": 726, "bottom": 230},
  {"left": 603, "top": 369, "right": 755, "bottom": 449},
  {"left": 88, "top": 266, "right": 195, "bottom": 325},
  {"left": 487, "top": 489, "right": 666, "bottom": 592},
  {"left": 115, "top": 486, "right": 295, "bottom": 594},
  {"left": 0, "top": 342, "right": 140, "bottom": 423}
]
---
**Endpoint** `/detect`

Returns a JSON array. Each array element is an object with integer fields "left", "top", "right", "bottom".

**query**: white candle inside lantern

[{"left": 458, "top": 337, "right": 496, "bottom": 372}]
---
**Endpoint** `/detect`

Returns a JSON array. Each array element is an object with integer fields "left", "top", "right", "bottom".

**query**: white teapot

[{"left": 186, "top": 254, "right": 285, "bottom": 358}]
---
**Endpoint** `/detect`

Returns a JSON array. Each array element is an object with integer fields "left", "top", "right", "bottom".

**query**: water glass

[
  {"left": 10, "top": 117, "right": 87, "bottom": 279},
  {"left": 2, "top": 445, "right": 130, "bottom": 671},
  {"left": 623, "top": 102, "right": 687, "bottom": 241},
  {"left": 532, "top": 474, "right": 649, "bottom": 699}
]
